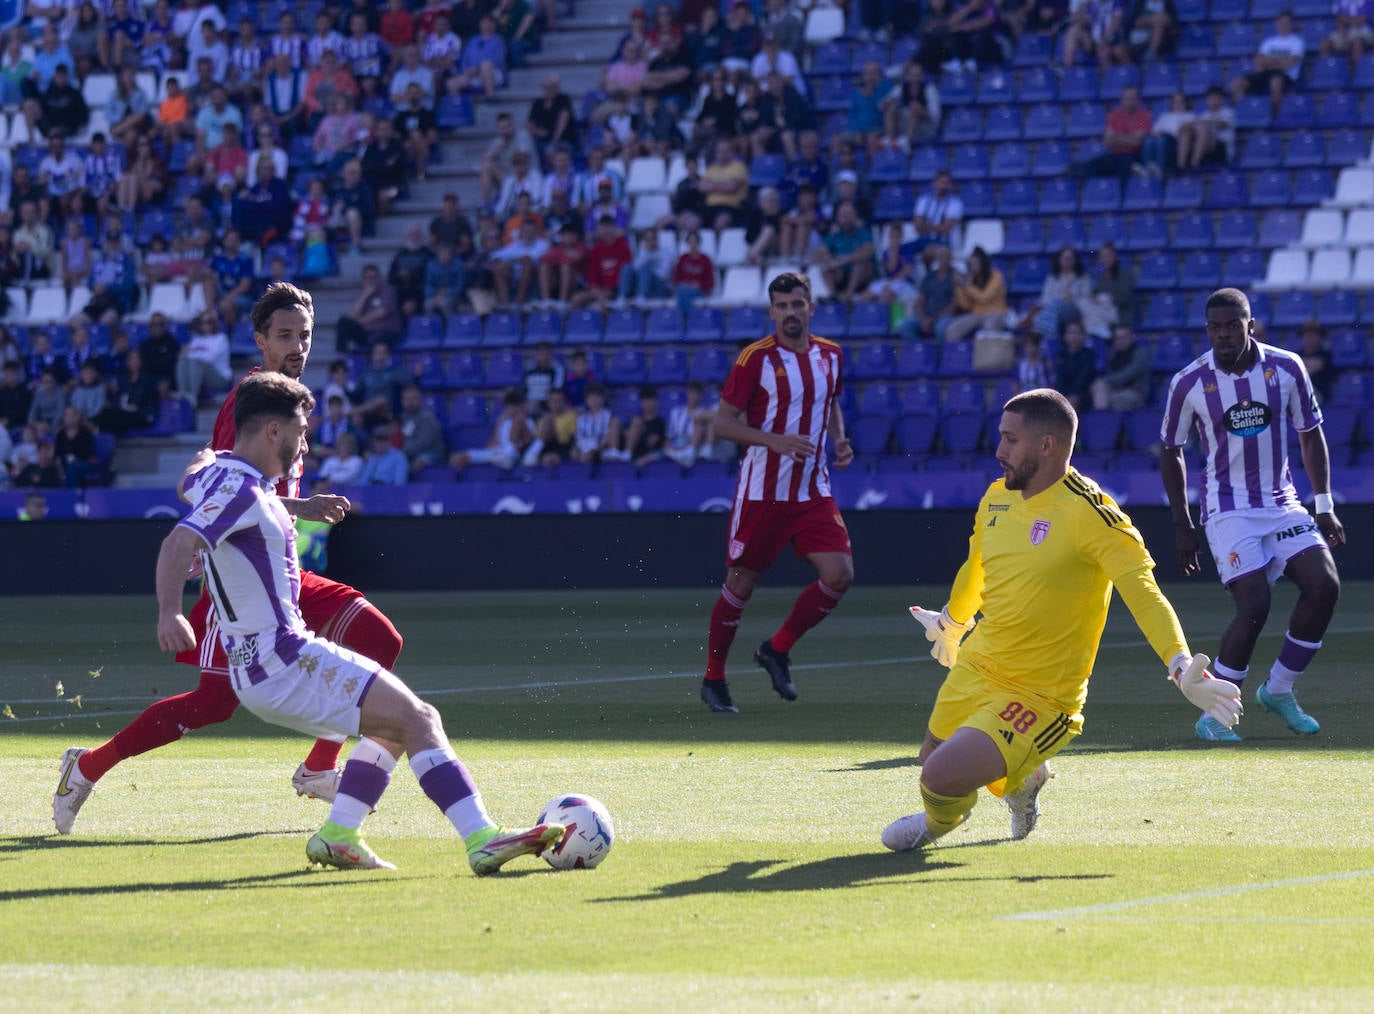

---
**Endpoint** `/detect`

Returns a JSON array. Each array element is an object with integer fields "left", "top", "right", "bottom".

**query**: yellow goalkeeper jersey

[{"left": 947, "top": 468, "right": 1189, "bottom": 716}]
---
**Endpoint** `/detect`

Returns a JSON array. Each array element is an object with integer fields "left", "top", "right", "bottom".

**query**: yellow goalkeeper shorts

[{"left": 927, "top": 663, "right": 1083, "bottom": 797}]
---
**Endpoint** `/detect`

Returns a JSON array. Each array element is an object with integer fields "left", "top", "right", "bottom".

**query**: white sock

[
  {"left": 448, "top": 796, "right": 496, "bottom": 840},
  {"left": 1213, "top": 661, "right": 1248, "bottom": 686},
  {"left": 327, "top": 738, "right": 397, "bottom": 829}
]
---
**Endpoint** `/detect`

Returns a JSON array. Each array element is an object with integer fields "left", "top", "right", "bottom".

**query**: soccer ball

[{"left": 538, "top": 794, "right": 615, "bottom": 870}]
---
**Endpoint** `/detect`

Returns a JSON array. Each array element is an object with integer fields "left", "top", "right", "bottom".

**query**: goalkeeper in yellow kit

[{"left": 883, "top": 389, "right": 1242, "bottom": 852}]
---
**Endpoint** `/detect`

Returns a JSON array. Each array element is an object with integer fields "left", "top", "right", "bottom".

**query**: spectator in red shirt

[
  {"left": 673, "top": 229, "right": 715, "bottom": 315},
  {"left": 1073, "top": 85, "right": 1152, "bottom": 180},
  {"left": 539, "top": 223, "right": 587, "bottom": 305},
  {"left": 574, "top": 215, "right": 632, "bottom": 310},
  {"left": 380, "top": 0, "right": 416, "bottom": 46}
]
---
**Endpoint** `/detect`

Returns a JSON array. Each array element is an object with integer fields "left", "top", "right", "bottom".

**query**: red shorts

[
  {"left": 175, "top": 570, "right": 369, "bottom": 675},
  {"left": 725, "top": 496, "right": 851, "bottom": 572}
]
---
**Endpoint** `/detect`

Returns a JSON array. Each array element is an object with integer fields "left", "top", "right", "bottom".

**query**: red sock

[
  {"left": 771, "top": 580, "right": 845, "bottom": 654},
  {"left": 705, "top": 585, "right": 748, "bottom": 681},
  {"left": 300, "top": 599, "right": 404, "bottom": 773},
  {"left": 303, "top": 739, "right": 343, "bottom": 772},
  {"left": 326, "top": 597, "right": 404, "bottom": 669},
  {"left": 77, "top": 672, "right": 240, "bottom": 782}
]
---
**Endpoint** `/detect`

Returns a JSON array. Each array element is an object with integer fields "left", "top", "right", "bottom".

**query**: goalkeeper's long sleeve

[
  {"left": 1113, "top": 565, "right": 1190, "bottom": 668},
  {"left": 946, "top": 504, "right": 987, "bottom": 625}
]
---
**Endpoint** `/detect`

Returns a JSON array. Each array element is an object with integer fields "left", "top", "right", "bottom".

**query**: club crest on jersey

[
  {"left": 1264, "top": 367, "right": 1277, "bottom": 387},
  {"left": 1030, "top": 519, "right": 1051, "bottom": 545},
  {"left": 1224, "top": 398, "right": 1271, "bottom": 437},
  {"left": 729, "top": 538, "right": 745, "bottom": 559},
  {"left": 818, "top": 356, "right": 831, "bottom": 377},
  {"left": 1228, "top": 551, "right": 1242, "bottom": 569}
]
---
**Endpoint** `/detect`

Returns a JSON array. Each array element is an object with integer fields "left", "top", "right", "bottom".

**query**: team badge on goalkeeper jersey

[{"left": 1030, "top": 519, "right": 1051, "bottom": 545}]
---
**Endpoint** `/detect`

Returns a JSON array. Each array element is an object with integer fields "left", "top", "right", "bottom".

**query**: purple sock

[
  {"left": 1268, "top": 633, "right": 1321, "bottom": 693},
  {"left": 328, "top": 742, "right": 395, "bottom": 830},
  {"left": 411, "top": 747, "right": 493, "bottom": 836}
]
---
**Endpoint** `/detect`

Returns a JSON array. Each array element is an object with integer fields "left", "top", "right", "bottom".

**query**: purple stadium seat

[
  {"left": 896, "top": 345, "right": 939, "bottom": 380},
  {"left": 1206, "top": 171, "right": 1249, "bottom": 208},
  {"left": 402, "top": 314, "right": 445, "bottom": 350},
  {"left": 1330, "top": 372, "right": 1373, "bottom": 408},
  {"left": 1081, "top": 177, "right": 1122, "bottom": 213},
  {"left": 1283, "top": 131, "right": 1326, "bottom": 168},
  {"left": 602, "top": 309, "right": 641, "bottom": 344},
  {"left": 939, "top": 413, "right": 984, "bottom": 453},
  {"left": 1040, "top": 178, "right": 1078, "bottom": 214},
  {"left": 1272, "top": 291, "right": 1316, "bottom": 327},
  {"left": 1250, "top": 171, "right": 1291, "bottom": 207},
  {"left": 869, "top": 148, "right": 909, "bottom": 183},
  {"left": 1258, "top": 210, "right": 1303, "bottom": 247},
  {"left": 1141, "top": 61, "right": 1181, "bottom": 98},
  {"left": 901, "top": 379, "right": 942, "bottom": 414},
  {"left": 1046, "top": 216, "right": 1087, "bottom": 250},
  {"left": 725, "top": 305, "right": 768, "bottom": 340},
  {"left": 1065, "top": 101, "right": 1105, "bottom": 138},
  {"left": 1079, "top": 410, "right": 1123, "bottom": 451},
  {"left": 1234, "top": 95, "right": 1272, "bottom": 130},
  {"left": 1088, "top": 213, "right": 1127, "bottom": 249},
  {"left": 1181, "top": 251, "right": 1222, "bottom": 289},
  {"left": 1329, "top": 329, "right": 1368, "bottom": 366},
  {"left": 983, "top": 105, "right": 1023, "bottom": 141},
  {"left": 485, "top": 349, "right": 525, "bottom": 388},
  {"left": 849, "top": 300, "right": 889, "bottom": 337},
  {"left": 647, "top": 347, "right": 689, "bottom": 383},
  {"left": 411, "top": 352, "right": 445, "bottom": 389},
  {"left": 1059, "top": 67, "right": 1097, "bottom": 102},
  {"left": 1239, "top": 133, "right": 1283, "bottom": 169},
  {"left": 939, "top": 341, "right": 975, "bottom": 377},
  {"left": 997, "top": 179, "right": 1038, "bottom": 216},
  {"left": 1136, "top": 252, "right": 1179, "bottom": 289},
  {"left": 1019, "top": 66, "right": 1057, "bottom": 103},
  {"left": 1124, "top": 408, "right": 1164, "bottom": 450},
  {"left": 908, "top": 145, "right": 947, "bottom": 181},
  {"left": 1009, "top": 255, "right": 1050, "bottom": 294},
  {"left": 990, "top": 142, "right": 1031, "bottom": 179},
  {"left": 1179, "top": 33, "right": 1217, "bottom": 66},
  {"left": 1123, "top": 212, "right": 1169, "bottom": 251},
  {"left": 689, "top": 346, "right": 731, "bottom": 382},
  {"left": 522, "top": 309, "right": 564, "bottom": 345},
  {"left": 1122, "top": 174, "right": 1163, "bottom": 210},
  {"left": 1318, "top": 291, "right": 1359, "bottom": 327},
  {"left": 1002, "top": 217, "right": 1044, "bottom": 253},
  {"left": 811, "top": 301, "right": 848, "bottom": 336},
  {"left": 606, "top": 348, "right": 648, "bottom": 385},
  {"left": 1328, "top": 130, "right": 1369, "bottom": 166},
  {"left": 950, "top": 143, "right": 990, "bottom": 179},
  {"left": 1152, "top": 333, "right": 1196, "bottom": 372},
  {"left": 1274, "top": 93, "right": 1315, "bottom": 131},
  {"left": 1317, "top": 92, "right": 1358, "bottom": 129},
  {"left": 849, "top": 415, "right": 894, "bottom": 455},
  {"left": 896, "top": 414, "right": 938, "bottom": 453},
  {"left": 1172, "top": 212, "right": 1214, "bottom": 249},
  {"left": 851, "top": 342, "right": 897, "bottom": 379},
  {"left": 1215, "top": 210, "right": 1257, "bottom": 248},
  {"left": 859, "top": 382, "right": 901, "bottom": 415},
  {"left": 1143, "top": 292, "right": 1188, "bottom": 331},
  {"left": 444, "top": 313, "right": 484, "bottom": 348},
  {"left": 1099, "top": 64, "right": 1139, "bottom": 99},
  {"left": 942, "top": 107, "right": 983, "bottom": 143},
  {"left": 645, "top": 307, "right": 684, "bottom": 341},
  {"left": 684, "top": 307, "right": 724, "bottom": 342},
  {"left": 481, "top": 312, "right": 521, "bottom": 347},
  {"left": 1293, "top": 169, "right": 1334, "bottom": 204},
  {"left": 944, "top": 379, "right": 986, "bottom": 414},
  {"left": 977, "top": 71, "right": 1017, "bottom": 105},
  {"left": 811, "top": 42, "right": 849, "bottom": 76},
  {"left": 447, "top": 354, "right": 485, "bottom": 389},
  {"left": 1162, "top": 174, "right": 1204, "bottom": 209},
  {"left": 1031, "top": 141, "right": 1073, "bottom": 177},
  {"left": 1013, "top": 32, "right": 1053, "bottom": 66}
]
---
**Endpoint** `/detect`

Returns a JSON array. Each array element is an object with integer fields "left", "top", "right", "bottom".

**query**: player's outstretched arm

[
  {"left": 282, "top": 493, "right": 351, "bottom": 524},
  {"left": 1298, "top": 427, "right": 1345, "bottom": 548},
  {"left": 155, "top": 526, "right": 208, "bottom": 652},
  {"left": 1169, "top": 652, "right": 1242, "bottom": 727},
  {"left": 1159, "top": 446, "right": 1201, "bottom": 576}
]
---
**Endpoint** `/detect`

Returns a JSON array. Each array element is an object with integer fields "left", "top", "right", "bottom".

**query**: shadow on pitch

[
  {"left": 0, "top": 829, "right": 316, "bottom": 855},
  {"left": 598, "top": 851, "right": 1112, "bottom": 902},
  {"left": 0, "top": 866, "right": 427, "bottom": 903}
]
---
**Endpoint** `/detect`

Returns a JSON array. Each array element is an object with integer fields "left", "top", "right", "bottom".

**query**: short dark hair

[
  {"left": 1003, "top": 388, "right": 1077, "bottom": 447},
  {"left": 502, "top": 388, "right": 524, "bottom": 407},
  {"left": 233, "top": 371, "right": 314, "bottom": 436},
  {"left": 1205, "top": 287, "right": 1251, "bottom": 318},
  {"left": 251, "top": 281, "right": 314, "bottom": 336},
  {"left": 639, "top": 385, "right": 658, "bottom": 399},
  {"left": 767, "top": 271, "right": 811, "bottom": 301}
]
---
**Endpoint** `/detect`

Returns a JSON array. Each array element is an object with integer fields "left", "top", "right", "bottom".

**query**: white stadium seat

[
  {"left": 629, "top": 193, "right": 671, "bottom": 231},
  {"left": 66, "top": 286, "right": 92, "bottom": 319},
  {"left": 804, "top": 5, "right": 845, "bottom": 43},
  {"left": 24, "top": 286, "right": 68, "bottom": 324},
  {"left": 146, "top": 282, "right": 192, "bottom": 321},
  {"left": 716, "top": 266, "right": 763, "bottom": 306},
  {"left": 1348, "top": 248, "right": 1374, "bottom": 288},
  {"left": 5, "top": 287, "right": 27, "bottom": 322},
  {"left": 625, "top": 157, "right": 667, "bottom": 196},
  {"left": 961, "top": 218, "right": 1005, "bottom": 257},
  {"left": 1343, "top": 209, "right": 1374, "bottom": 246},
  {"left": 1261, "top": 249, "right": 1309, "bottom": 289},
  {"left": 1328, "top": 166, "right": 1374, "bottom": 208},
  {"left": 713, "top": 227, "right": 749, "bottom": 268},
  {"left": 1298, "top": 209, "right": 1344, "bottom": 248},
  {"left": 1308, "top": 248, "right": 1351, "bottom": 287},
  {"left": 81, "top": 73, "right": 117, "bottom": 109}
]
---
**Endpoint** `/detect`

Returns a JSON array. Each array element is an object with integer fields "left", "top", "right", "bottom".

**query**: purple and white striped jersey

[
  {"left": 1160, "top": 342, "right": 1322, "bottom": 524},
  {"left": 177, "top": 452, "right": 309, "bottom": 690}
]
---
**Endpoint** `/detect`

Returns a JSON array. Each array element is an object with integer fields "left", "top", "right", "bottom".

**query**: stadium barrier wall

[{"left": 3, "top": 507, "right": 1372, "bottom": 596}]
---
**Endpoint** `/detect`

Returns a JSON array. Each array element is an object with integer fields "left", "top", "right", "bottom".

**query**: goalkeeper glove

[
  {"left": 909, "top": 605, "right": 975, "bottom": 668},
  {"left": 1169, "top": 652, "right": 1243, "bottom": 728}
]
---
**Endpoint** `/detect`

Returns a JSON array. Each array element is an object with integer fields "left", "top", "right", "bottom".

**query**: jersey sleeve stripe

[
  {"left": 1064, "top": 473, "right": 1129, "bottom": 527},
  {"left": 733, "top": 336, "right": 775, "bottom": 367}
]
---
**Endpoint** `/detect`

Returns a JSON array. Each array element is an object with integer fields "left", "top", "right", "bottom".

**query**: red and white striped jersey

[
  {"left": 720, "top": 333, "right": 844, "bottom": 503},
  {"left": 212, "top": 366, "right": 303, "bottom": 499}
]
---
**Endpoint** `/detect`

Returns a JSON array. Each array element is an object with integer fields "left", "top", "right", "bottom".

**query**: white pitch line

[
  {"left": 1000, "top": 869, "right": 1374, "bottom": 921},
  {"left": 9, "top": 619, "right": 1374, "bottom": 718}
]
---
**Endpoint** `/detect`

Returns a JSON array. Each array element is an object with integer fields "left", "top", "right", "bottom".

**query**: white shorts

[
  {"left": 234, "top": 636, "right": 380, "bottom": 741},
  {"left": 1204, "top": 504, "right": 1326, "bottom": 587}
]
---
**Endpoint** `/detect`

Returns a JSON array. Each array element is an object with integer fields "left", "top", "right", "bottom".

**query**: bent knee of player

[{"left": 821, "top": 563, "right": 854, "bottom": 594}]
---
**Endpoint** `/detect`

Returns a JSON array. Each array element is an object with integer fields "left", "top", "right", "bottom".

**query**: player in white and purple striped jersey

[
  {"left": 153, "top": 371, "right": 562, "bottom": 874},
  {"left": 1160, "top": 288, "right": 1344, "bottom": 742}
]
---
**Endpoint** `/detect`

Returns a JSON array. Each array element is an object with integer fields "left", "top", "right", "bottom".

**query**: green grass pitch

[{"left": 2, "top": 583, "right": 1373, "bottom": 1010}]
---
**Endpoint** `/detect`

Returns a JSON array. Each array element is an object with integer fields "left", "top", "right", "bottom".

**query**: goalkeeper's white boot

[
  {"left": 882, "top": 813, "right": 940, "bottom": 852},
  {"left": 1195, "top": 714, "right": 1242, "bottom": 742},
  {"left": 1004, "top": 763, "right": 1053, "bottom": 840},
  {"left": 1256, "top": 681, "right": 1320, "bottom": 735},
  {"left": 53, "top": 747, "right": 94, "bottom": 835}
]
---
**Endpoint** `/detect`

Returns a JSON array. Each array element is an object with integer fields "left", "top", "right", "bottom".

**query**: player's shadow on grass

[
  {"left": 0, "top": 829, "right": 316, "bottom": 855},
  {"left": 599, "top": 852, "right": 1112, "bottom": 902},
  {"left": 826, "top": 755, "right": 920, "bottom": 772},
  {"left": 0, "top": 867, "right": 424, "bottom": 903}
]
